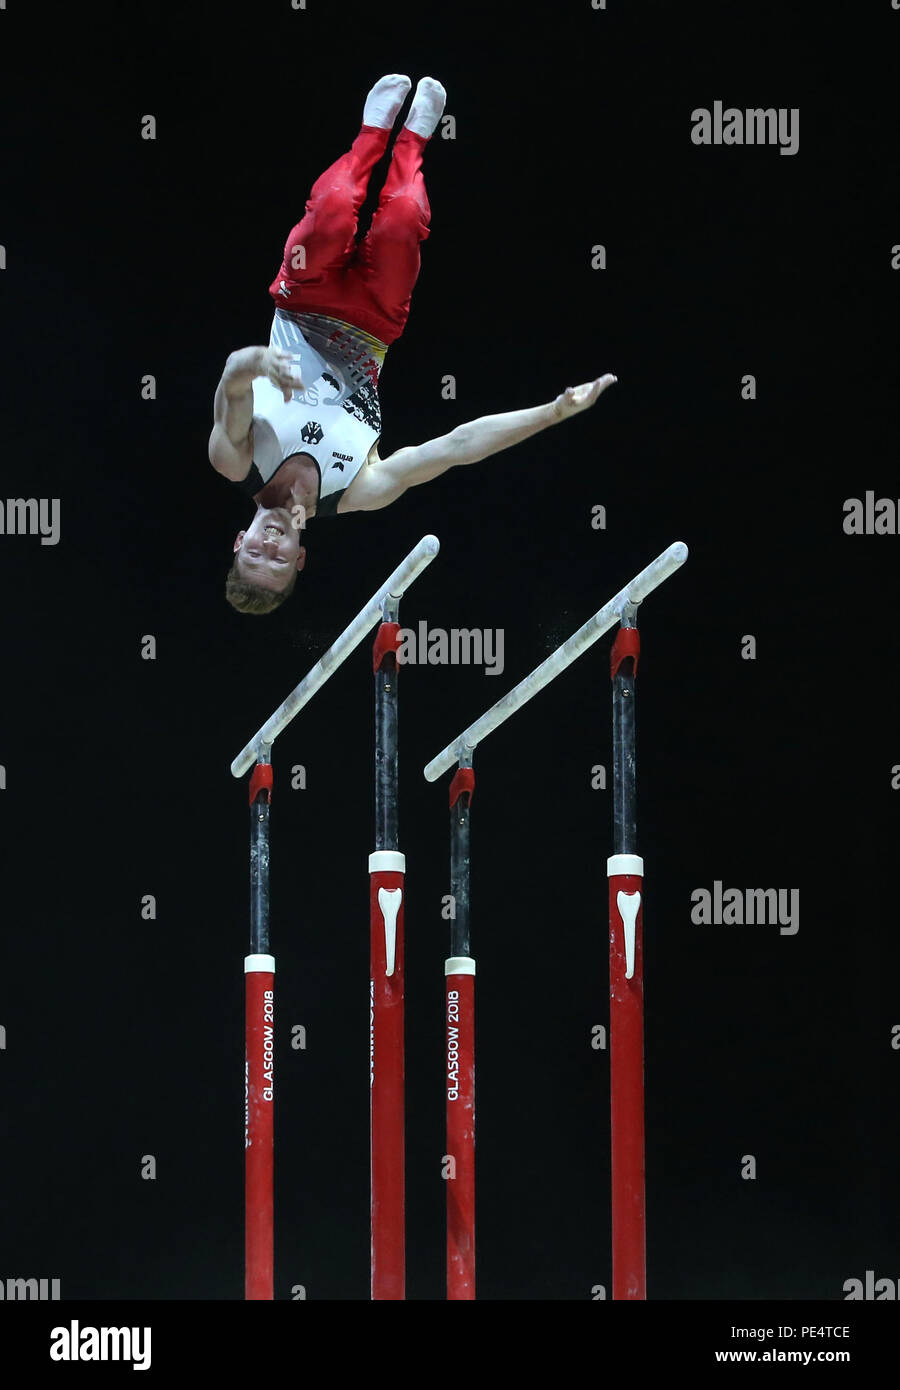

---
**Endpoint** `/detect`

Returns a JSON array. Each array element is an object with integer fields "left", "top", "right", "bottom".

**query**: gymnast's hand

[
  {"left": 261, "top": 347, "right": 305, "bottom": 404},
  {"left": 551, "top": 375, "right": 617, "bottom": 420}
]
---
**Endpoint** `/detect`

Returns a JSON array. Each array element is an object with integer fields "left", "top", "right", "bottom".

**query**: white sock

[
  {"left": 403, "top": 77, "right": 446, "bottom": 139},
  {"left": 363, "top": 74, "right": 412, "bottom": 129}
]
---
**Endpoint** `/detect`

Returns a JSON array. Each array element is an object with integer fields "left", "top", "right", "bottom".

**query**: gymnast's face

[{"left": 233, "top": 506, "right": 306, "bottom": 591}]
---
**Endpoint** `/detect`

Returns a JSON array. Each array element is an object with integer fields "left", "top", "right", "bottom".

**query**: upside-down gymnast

[{"left": 210, "top": 74, "right": 616, "bottom": 614}]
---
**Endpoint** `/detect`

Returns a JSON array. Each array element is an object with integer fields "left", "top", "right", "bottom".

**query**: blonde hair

[{"left": 225, "top": 560, "right": 299, "bottom": 614}]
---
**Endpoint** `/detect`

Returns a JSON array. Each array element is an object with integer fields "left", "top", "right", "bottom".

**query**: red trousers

[{"left": 268, "top": 124, "right": 431, "bottom": 345}]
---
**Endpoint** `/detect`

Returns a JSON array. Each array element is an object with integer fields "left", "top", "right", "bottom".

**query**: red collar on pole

[
  {"left": 610, "top": 627, "right": 640, "bottom": 680},
  {"left": 249, "top": 762, "right": 274, "bottom": 806},
  {"left": 449, "top": 766, "right": 475, "bottom": 809},
  {"left": 373, "top": 622, "right": 402, "bottom": 673}
]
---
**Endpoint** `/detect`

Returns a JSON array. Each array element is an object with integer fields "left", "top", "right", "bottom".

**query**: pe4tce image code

[{"left": 730, "top": 1326, "right": 851, "bottom": 1340}]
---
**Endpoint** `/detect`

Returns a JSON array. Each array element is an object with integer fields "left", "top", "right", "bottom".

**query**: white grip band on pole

[
  {"left": 445, "top": 956, "right": 476, "bottom": 976},
  {"left": 369, "top": 850, "right": 406, "bottom": 873},
  {"left": 244, "top": 954, "right": 276, "bottom": 973},
  {"left": 607, "top": 854, "right": 644, "bottom": 877}
]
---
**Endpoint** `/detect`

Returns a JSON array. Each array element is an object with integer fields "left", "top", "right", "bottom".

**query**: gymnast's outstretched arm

[{"left": 348, "top": 375, "right": 617, "bottom": 511}]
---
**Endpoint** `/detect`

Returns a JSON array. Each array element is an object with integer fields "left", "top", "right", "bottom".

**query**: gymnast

[{"left": 210, "top": 74, "right": 616, "bottom": 613}]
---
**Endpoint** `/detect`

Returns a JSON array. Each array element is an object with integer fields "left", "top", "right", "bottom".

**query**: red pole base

[
  {"left": 608, "top": 855, "right": 646, "bottom": 1300},
  {"left": 369, "top": 851, "right": 406, "bottom": 1300},
  {"left": 245, "top": 955, "right": 275, "bottom": 1300},
  {"left": 446, "top": 960, "right": 475, "bottom": 1300}
]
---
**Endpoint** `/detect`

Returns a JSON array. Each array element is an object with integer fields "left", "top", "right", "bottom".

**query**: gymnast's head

[{"left": 226, "top": 506, "right": 307, "bottom": 614}]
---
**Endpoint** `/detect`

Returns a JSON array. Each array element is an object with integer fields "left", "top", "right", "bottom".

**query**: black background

[{"left": 1, "top": 0, "right": 898, "bottom": 1310}]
